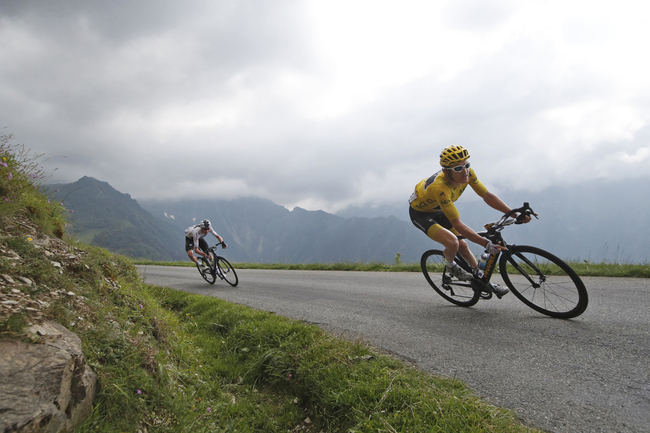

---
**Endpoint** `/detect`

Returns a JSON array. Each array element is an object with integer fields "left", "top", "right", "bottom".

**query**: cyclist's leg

[
  {"left": 431, "top": 226, "right": 459, "bottom": 263},
  {"left": 457, "top": 238, "right": 478, "bottom": 270},
  {"left": 198, "top": 238, "right": 210, "bottom": 260},
  {"left": 411, "top": 207, "right": 458, "bottom": 263},
  {"left": 185, "top": 237, "right": 199, "bottom": 264},
  {"left": 411, "top": 208, "right": 472, "bottom": 280},
  {"left": 423, "top": 209, "right": 477, "bottom": 271},
  {"left": 431, "top": 228, "right": 474, "bottom": 281}
]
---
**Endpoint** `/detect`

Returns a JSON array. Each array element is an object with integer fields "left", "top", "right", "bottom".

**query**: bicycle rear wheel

[
  {"left": 216, "top": 257, "right": 238, "bottom": 287},
  {"left": 421, "top": 250, "right": 479, "bottom": 307},
  {"left": 499, "top": 245, "right": 588, "bottom": 318},
  {"left": 197, "top": 257, "right": 216, "bottom": 284}
]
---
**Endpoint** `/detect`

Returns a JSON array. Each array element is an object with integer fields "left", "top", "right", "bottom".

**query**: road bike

[
  {"left": 420, "top": 203, "right": 588, "bottom": 319},
  {"left": 197, "top": 242, "right": 239, "bottom": 287}
]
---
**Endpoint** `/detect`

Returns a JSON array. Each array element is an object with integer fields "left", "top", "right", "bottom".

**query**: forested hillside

[{"left": 50, "top": 177, "right": 185, "bottom": 261}]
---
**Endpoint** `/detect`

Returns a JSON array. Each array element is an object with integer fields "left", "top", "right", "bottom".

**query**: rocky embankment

[{"left": 1, "top": 216, "right": 97, "bottom": 433}]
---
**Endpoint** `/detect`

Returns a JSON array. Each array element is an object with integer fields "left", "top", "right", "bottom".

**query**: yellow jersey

[{"left": 409, "top": 168, "right": 488, "bottom": 220}]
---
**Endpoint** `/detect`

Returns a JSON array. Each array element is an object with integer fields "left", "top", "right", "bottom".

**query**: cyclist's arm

[
  {"left": 482, "top": 191, "right": 511, "bottom": 214},
  {"left": 192, "top": 230, "right": 209, "bottom": 258},
  {"left": 209, "top": 228, "right": 227, "bottom": 248},
  {"left": 482, "top": 192, "right": 532, "bottom": 223},
  {"left": 449, "top": 217, "right": 491, "bottom": 248},
  {"left": 469, "top": 169, "right": 514, "bottom": 215},
  {"left": 193, "top": 244, "right": 208, "bottom": 258}
]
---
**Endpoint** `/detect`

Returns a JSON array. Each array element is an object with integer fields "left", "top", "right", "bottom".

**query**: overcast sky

[{"left": 2, "top": 0, "right": 649, "bottom": 213}]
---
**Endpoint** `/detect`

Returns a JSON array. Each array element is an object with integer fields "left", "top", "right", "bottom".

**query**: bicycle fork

[{"left": 504, "top": 251, "right": 545, "bottom": 288}]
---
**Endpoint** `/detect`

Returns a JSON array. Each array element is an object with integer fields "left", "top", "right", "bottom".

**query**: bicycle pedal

[
  {"left": 471, "top": 280, "right": 493, "bottom": 299},
  {"left": 488, "top": 282, "right": 509, "bottom": 299}
]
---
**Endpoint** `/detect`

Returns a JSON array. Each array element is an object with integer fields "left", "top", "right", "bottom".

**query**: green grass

[
  {"left": 568, "top": 261, "right": 650, "bottom": 278},
  {"left": 135, "top": 259, "right": 650, "bottom": 278},
  {"left": 136, "top": 259, "right": 422, "bottom": 273},
  {"left": 72, "top": 279, "right": 538, "bottom": 432},
  {"left": 1, "top": 135, "right": 68, "bottom": 238}
]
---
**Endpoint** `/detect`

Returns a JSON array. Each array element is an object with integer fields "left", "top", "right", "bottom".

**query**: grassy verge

[
  {"left": 134, "top": 259, "right": 650, "bottom": 278},
  {"left": 135, "top": 260, "right": 422, "bottom": 272},
  {"left": 0, "top": 134, "right": 67, "bottom": 237},
  {"left": 567, "top": 261, "right": 650, "bottom": 278},
  {"left": 74, "top": 280, "right": 539, "bottom": 432}
]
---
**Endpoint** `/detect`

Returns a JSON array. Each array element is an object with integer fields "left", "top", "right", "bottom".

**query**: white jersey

[{"left": 185, "top": 226, "right": 219, "bottom": 245}]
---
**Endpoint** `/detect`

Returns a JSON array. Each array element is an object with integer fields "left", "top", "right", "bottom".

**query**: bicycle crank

[{"left": 471, "top": 279, "right": 493, "bottom": 300}]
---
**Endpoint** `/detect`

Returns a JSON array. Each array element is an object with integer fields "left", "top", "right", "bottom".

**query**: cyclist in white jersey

[{"left": 185, "top": 219, "right": 227, "bottom": 264}]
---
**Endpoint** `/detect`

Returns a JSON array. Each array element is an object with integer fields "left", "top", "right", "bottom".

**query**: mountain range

[
  {"left": 49, "top": 176, "right": 649, "bottom": 264},
  {"left": 49, "top": 177, "right": 434, "bottom": 263}
]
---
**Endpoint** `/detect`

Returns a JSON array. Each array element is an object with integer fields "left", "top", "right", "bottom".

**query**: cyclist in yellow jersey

[{"left": 409, "top": 145, "right": 531, "bottom": 295}]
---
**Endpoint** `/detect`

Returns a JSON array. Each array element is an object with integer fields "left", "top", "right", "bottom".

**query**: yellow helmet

[{"left": 440, "top": 145, "right": 470, "bottom": 168}]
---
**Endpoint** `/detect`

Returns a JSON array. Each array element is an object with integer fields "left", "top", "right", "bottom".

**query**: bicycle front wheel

[
  {"left": 499, "top": 245, "right": 588, "bottom": 318},
  {"left": 197, "top": 258, "right": 216, "bottom": 285},
  {"left": 216, "top": 257, "right": 238, "bottom": 287},
  {"left": 421, "top": 250, "right": 479, "bottom": 307}
]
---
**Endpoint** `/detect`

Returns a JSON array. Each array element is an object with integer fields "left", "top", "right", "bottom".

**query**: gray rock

[
  {"left": 16, "top": 276, "right": 33, "bottom": 286},
  {"left": 1, "top": 274, "right": 16, "bottom": 284},
  {"left": 0, "top": 321, "right": 97, "bottom": 433}
]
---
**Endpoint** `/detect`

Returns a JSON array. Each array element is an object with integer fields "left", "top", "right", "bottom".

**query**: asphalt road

[{"left": 137, "top": 265, "right": 650, "bottom": 433}]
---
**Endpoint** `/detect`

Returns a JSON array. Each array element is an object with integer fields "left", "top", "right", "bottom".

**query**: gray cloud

[{"left": 1, "top": 0, "right": 649, "bottom": 213}]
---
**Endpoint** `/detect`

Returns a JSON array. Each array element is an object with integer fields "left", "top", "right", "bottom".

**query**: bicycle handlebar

[
  {"left": 208, "top": 242, "right": 227, "bottom": 251},
  {"left": 483, "top": 202, "right": 538, "bottom": 235}
]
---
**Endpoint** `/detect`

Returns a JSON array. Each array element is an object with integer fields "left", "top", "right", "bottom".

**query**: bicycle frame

[
  {"left": 466, "top": 203, "right": 536, "bottom": 296},
  {"left": 452, "top": 252, "right": 501, "bottom": 299},
  {"left": 451, "top": 232, "right": 505, "bottom": 299}
]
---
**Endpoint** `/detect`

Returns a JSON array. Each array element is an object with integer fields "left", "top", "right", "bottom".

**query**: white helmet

[{"left": 199, "top": 219, "right": 211, "bottom": 229}]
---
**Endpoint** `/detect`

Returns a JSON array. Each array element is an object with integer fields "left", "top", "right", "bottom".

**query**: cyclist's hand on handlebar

[
  {"left": 515, "top": 211, "right": 537, "bottom": 224},
  {"left": 222, "top": 242, "right": 227, "bottom": 249},
  {"left": 485, "top": 240, "right": 506, "bottom": 254},
  {"left": 516, "top": 214, "right": 532, "bottom": 224}
]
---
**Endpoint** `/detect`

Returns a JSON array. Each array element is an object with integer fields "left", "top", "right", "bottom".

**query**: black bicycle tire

[
  {"left": 499, "top": 245, "right": 588, "bottom": 318},
  {"left": 216, "top": 257, "right": 238, "bottom": 287},
  {"left": 197, "top": 258, "right": 216, "bottom": 284},
  {"left": 421, "top": 250, "right": 479, "bottom": 307}
]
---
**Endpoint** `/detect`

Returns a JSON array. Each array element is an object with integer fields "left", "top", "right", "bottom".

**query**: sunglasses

[{"left": 448, "top": 161, "right": 471, "bottom": 172}]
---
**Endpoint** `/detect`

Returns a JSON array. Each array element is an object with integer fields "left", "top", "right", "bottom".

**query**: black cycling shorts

[
  {"left": 409, "top": 206, "right": 453, "bottom": 238},
  {"left": 185, "top": 236, "right": 208, "bottom": 253}
]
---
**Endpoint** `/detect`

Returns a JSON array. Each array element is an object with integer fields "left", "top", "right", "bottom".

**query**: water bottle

[{"left": 478, "top": 252, "right": 491, "bottom": 271}]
